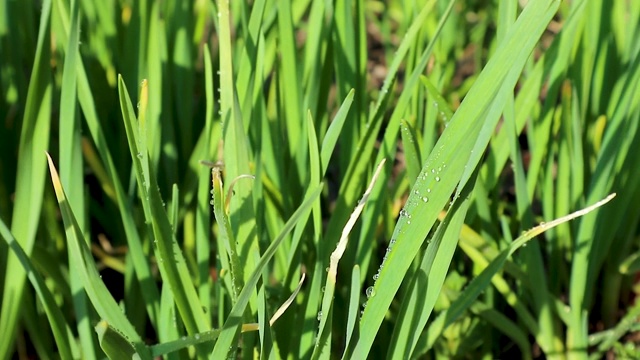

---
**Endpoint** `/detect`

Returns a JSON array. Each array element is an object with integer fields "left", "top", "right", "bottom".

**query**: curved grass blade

[
  {"left": 46, "top": 153, "right": 142, "bottom": 343},
  {"left": 470, "top": 302, "right": 532, "bottom": 360},
  {"left": 421, "top": 193, "right": 616, "bottom": 352},
  {"left": 150, "top": 328, "right": 221, "bottom": 357},
  {"left": 0, "top": 220, "right": 75, "bottom": 360},
  {"left": 95, "top": 321, "right": 151, "bottom": 360}
]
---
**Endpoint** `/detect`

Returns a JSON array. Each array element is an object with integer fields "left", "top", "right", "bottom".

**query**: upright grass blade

[
  {"left": 399, "top": 119, "right": 422, "bottom": 188},
  {"left": 352, "top": 1, "right": 560, "bottom": 356},
  {"left": 217, "top": 0, "right": 259, "bottom": 300},
  {"left": 57, "top": 1, "right": 97, "bottom": 357},
  {"left": 117, "top": 76, "right": 210, "bottom": 337},
  {"left": 568, "top": 37, "right": 640, "bottom": 358},
  {"left": 0, "top": 1, "right": 52, "bottom": 357},
  {"left": 46, "top": 0, "right": 165, "bottom": 333},
  {"left": 195, "top": 43, "right": 217, "bottom": 316},
  {"left": 211, "top": 185, "right": 323, "bottom": 358},
  {"left": 76, "top": 67, "right": 161, "bottom": 331},
  {"left": 210, "top": 166, "right": 245, "bottom": 303}
]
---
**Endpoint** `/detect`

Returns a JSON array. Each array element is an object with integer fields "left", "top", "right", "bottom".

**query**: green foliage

[{"left": 0, "top": 0, "right": 638, "bottom": 359}]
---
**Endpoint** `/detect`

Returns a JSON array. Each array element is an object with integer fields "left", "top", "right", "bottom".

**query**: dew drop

[
  {"left": 435, "top": 176, "right": 441, "bottom": 182},
  {"left": 373, "top": 273, "right": 379, "bottom": 281},
  {"left": 366, "top": 286, "right": 376, "bottom": 298},
  {"left": 422, "top": 197, "right": 429, "bottom": 202},
  {"left": 317, "top": 311, "right": 323, "bottom": 321},
  {"left": 427, "top": 188, "right": 431, "bottom": 193},
  {"left": 195, "top": 334, "right": 201, "bottom": 340}
]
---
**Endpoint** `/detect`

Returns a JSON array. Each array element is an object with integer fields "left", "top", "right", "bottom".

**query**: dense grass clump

[{"left": 1, "top": 0, "right": 639, "bottom": 359}]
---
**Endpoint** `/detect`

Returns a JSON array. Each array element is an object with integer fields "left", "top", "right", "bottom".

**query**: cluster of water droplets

[
  {"left": 433, "top": 101, "right": 449, "bottom": 127},
  {"left": 360, "top": 162, "right": 451, "bottom": 319}
]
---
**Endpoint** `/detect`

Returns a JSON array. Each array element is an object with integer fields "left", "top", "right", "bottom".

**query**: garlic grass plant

[{"left": 0, "top": 0, "right": 638, "bottom": 359}]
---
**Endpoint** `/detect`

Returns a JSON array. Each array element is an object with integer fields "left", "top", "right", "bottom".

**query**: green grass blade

[
  {"left": 46, "top": 153, "right": 142, "bottom": 343},
  {"left": 421, "top": 193, "right": 615, "bottom": 352},
  {"left": 353, "top": 1, "right": 560, "bottom": 356},
  {"left": 212, "top": 185, "right": 323, "bottom": 358},
  {"left": 0, "top": 0, "right": 53, "bottom": 357},
  {"left": 568, "top": 34, "right": 640, "bottom": 357},
  {"left": 0, "top": 220, "right": 75, "bottom": 360},
  {"left": 56, "top": 0, "right": 96, "bottom": 357},
  {"left": 387, "top": 169, "right": 477, "bottom": 359},
  {"left": 399, "top": 119, "right": 422, "bottom": 188},
  {"left": 217, "top": 0, "right": 259, "bottom": 299},
  {"left": 95, "top": 321, "right": 151, "bottom": 360},
  {"left": 117, "top": 76, "right": 209, "bottom": 336},
  {"left": 196, "top": 42, "right": 216, "bottom": 315},
  {"left": 320, "top": 89, "right": 355, "bottom": 174},
  {"left": 470, "top": 302, "right": 532, "bottom": 360},
  {"left": 313, "top": 160, "right": 386, "bottom": 360},
  {"left": 210, "top": 165, "right": 244, "bottom": 303},
  {"left": 342, "top": 265, "right": 361, "bottom": 358}
]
